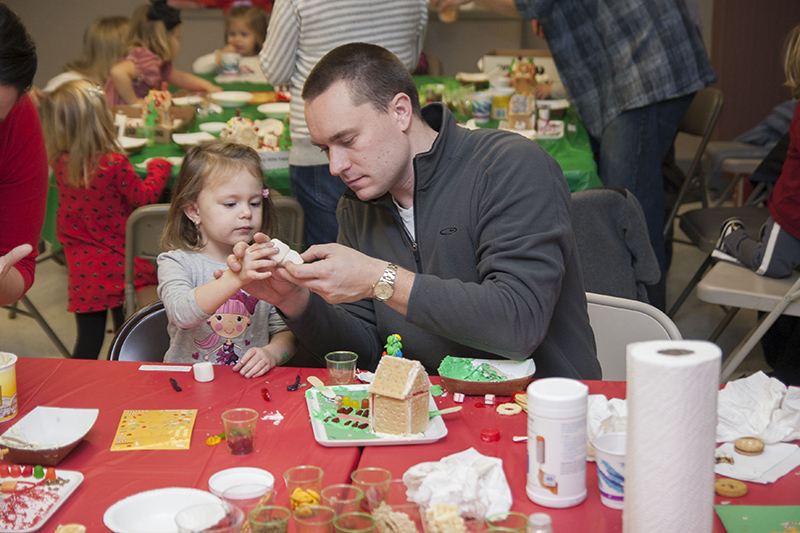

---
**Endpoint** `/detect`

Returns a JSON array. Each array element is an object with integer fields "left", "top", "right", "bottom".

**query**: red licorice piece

[
  {"left": 261, "top": 387, "right": 271, "bottom": 401},
  {"left": 20, "top": 465, "right": 32, "bottom": 477},
  {"left": 9, "top": 465, "right": 21, "bottom": 478},
  {"left": 481, "top": 428, "right": 500, "bottom": 442}
]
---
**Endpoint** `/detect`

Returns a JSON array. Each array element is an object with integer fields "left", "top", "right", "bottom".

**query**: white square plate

[{"left": 305, "top": 384, "right": 447, "bottom": 447}]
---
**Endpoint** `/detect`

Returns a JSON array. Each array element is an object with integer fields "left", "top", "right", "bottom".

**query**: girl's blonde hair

[
  {"left": 161, "top": 140, "right": 277, "bottom": 252},
  {"left": 128, "top": 3, "right": 178, "bottom": 62},
  {"left": 40, "top": 80, "right": 122, "bottom": 188},
  {"left": 226, "top": 6, "right": 269, "bottom": 54},
  {"left": 65, "top": 16, "right": 129, "bottom": 86},
  {"left": 785, "top": 25, "right": 800, "bottom": 99}
]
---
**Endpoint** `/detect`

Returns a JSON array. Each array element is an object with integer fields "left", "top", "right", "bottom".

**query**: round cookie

[
  {"left": 714, "top": 478, "right": 748, "bottom": 498},
  {"left": 734, "top": 437, "right": 765, "bottom": 456}
]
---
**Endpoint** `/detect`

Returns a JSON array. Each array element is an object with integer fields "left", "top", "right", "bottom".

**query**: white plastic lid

[{"left": 527, "top": 378, "right": 588, "bottom": 418}]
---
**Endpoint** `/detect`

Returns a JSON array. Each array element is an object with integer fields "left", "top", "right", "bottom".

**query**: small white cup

[
  {"left": 593, "top": 432, "right": 626, "bottom": 509},
  {"left": 193, "top": 361, "right": 214, "bottom": 382},
  {"left": 220, "top": 53, "right": 241, "bottom": 75},
  {"left": 471, "top": 92, "right": 493, "bottom": 124}
]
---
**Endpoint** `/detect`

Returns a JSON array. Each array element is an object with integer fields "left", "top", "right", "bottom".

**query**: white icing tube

[{"left": 193, "top": 361, "right": 214, "bottom": 382}]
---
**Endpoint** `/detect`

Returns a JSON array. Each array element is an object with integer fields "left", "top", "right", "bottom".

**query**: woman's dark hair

[{"left": 0, "top": 3, "right": 37, "bottom": 94}]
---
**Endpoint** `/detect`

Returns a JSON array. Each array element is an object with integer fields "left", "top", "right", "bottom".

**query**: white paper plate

[
  {"left": 208, "top": 467, "right": 275, "bottom": 498},
  {"left": 306, "top": 384, "right": 447, "bottom": 448},
  {"left": 172, "top": 96, "right": 202, "bottom": 106},
  {"left": 0, "top": 470, "right": 83, "bottom": 533},
  {"left": 198, "top": 122, "right": 227, "bottom": 133},
  {"left": 135, "top": 157, "right": 184, "bottom": 169},
  {"left": 0, "top": 406, "right": 98, "bottom": 450},
  {"left": 104, "top": 487, "right": 222, "bottom": 533},
  {"left": 119, "top": 136, "right": 147, "bottom": 154},
  {"left": 172, "top": 131, "right": 216, "bottom": 147},
  {"left": 257, "top": 102, "right": 290, "bottom": 115},
  {"left": 209, "top": 91, "right": 253, "bottom": 108}
]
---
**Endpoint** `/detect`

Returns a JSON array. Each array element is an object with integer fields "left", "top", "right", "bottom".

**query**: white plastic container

[{"left": 526, "top": 378, "right": 588, "bottom": 508}]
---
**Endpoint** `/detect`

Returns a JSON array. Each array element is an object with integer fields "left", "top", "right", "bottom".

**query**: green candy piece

[{"left": 33, "top": 465, "right": 45, "bottom": 479}]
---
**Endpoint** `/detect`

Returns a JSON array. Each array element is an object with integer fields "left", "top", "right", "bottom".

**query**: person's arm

[
  {"left": 258, "top": 0, "right": 299, "bottom": 86},
  {"left": 233, "top": 329, "right": 297, "bottom": 378},
  {"left": 166, "top": 68, "right": 221, "bottom": 93},
  {"left": 192, "top": 51, "right": 222, "bottom": 74},
  {"left": 0, "top": 245, "right": 32, "bottom": 306},
  {"left": 108, "top": 60, "right": 140, "bottom": 105},
  {"left": 116, "top": 156, "right": 171, "bottom": 207},
  {"left": 430, "top": 0, "right": 520, "bottom": 18}
]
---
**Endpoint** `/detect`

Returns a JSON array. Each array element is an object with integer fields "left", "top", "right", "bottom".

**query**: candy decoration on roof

[{"left": 382, "top": 334, "right": 403, "bottom": 357}]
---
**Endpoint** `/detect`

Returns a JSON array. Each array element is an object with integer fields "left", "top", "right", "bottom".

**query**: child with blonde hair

[
  {"left": 192, "top": 5, "right": 268, "bottom": 74},
  {"left": 158, "top": 140, "right": 296, "bottom": 377},
  {"left": 716, "top": 25, "right": 800, "bottom": 278},
  {"left": 105, "top": 0, "right": 220, "bottom": 105},
  {"left": 41, "top": 16, "right": 129, "bottom": 94},
  {"left": 40, "top": 80, "right": 172, "bottom": 359}
]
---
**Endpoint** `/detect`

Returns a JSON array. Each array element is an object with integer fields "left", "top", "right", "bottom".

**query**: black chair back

[{"left": 108, "top": 301, "right": 170, "bottom": 362}]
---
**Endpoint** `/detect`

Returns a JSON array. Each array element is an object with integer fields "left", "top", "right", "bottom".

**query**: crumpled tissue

[
  {"left": 716, "top": 371, "right": 800, "bottom": 444},
  {"left": 586, "top": 394, "right": 627, "bottom": 460},
  {"left": 402, "top": 448, "right": 511, "bottom": 516}
]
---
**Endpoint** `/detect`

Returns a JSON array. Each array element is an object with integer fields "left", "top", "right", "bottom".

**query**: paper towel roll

[
  {"left": 193, "top": 361, "right": 215, "bottom": 382},
  {"left": 623, "top": 341, "right": 721, "bottom": 533}
]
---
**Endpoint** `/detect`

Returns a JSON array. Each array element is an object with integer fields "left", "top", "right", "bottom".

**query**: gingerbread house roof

[{"left": 367, "top": 356, "right": 430, "bottom": 400}]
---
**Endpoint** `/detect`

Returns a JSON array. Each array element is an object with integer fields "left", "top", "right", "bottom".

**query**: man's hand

[{"left": 282, "top": 243, "right": 387, "bottom": 305}]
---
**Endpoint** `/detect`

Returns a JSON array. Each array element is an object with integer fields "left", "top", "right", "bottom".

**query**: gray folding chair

[
  {"left": 125, "top": 204, "right": 169, "bottom": 318},
  {"left": 696, "top": 261, "right": 800, "bottom": 382},
  {"left": 586, "top": 292, "right": 683, "bottom": 381},
  {"left": 271, "top": 193, "right": 305, "bottom": 253},
  {"left": 663, "top": 87, "right": 724, "bottom": 239}
]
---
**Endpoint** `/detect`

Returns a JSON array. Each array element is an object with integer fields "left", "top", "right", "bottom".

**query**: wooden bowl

[{"left": 440, "top": 374, "right": 534, "bottom": 397}]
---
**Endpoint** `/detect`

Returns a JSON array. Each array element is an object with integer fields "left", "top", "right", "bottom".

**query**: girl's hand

[
  {"left": 237, "top": 240, "right": 278, "bottom": 284},
  {"left": 233, "top": 346, "right": 279, "bottom": 378}
]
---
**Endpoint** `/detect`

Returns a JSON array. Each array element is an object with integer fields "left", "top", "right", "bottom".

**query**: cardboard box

[{"left": 481, "top": 49, "right": 561, "bottom": 84}]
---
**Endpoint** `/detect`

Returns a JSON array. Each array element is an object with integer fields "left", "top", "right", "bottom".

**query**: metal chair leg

[{"left": 18, "top": 296, "right": 71, "bottom": 358}]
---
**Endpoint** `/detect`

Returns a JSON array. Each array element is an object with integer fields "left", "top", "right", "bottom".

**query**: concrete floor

[{"left": 0, "top": 204, "right": 770, "bottom": 380}]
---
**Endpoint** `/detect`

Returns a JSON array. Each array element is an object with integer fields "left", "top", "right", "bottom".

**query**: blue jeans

[
  {"left": 290, "top": 164, "right": 348, "bottom": 247},
  {"left": 593, "top": 94, "right": 694, "bottom": 308}
]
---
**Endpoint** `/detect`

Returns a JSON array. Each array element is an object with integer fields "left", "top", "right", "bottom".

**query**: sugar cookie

[
  {"left": 714, "top": 477, "right": 747, "bottom": 498},
  {"left": 496, "top": 402, "right": 523, "bottom": 415}
]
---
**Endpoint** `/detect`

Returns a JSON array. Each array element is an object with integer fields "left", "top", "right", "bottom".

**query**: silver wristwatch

[{"left": 372, "top": 263, "right": 398, "bottom": 302}]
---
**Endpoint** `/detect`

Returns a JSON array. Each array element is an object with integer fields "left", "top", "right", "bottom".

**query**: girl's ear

[{"left": 183, "top": 202, "right": 200, "bottom": 225}]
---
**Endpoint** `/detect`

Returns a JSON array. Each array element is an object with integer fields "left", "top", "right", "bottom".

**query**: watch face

[{"left": 374, "top": 281, "right": 393, "bottom": 301}]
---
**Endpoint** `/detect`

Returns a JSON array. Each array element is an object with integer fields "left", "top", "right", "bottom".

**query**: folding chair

[
  {"left": 108, "top": 301, "right": 170, "bottom": 362},
  {"left": 586, "top": 292, "right": 683, "bottom": 381},
  {"left": 702, "top": 141, "right": 768, "bottom": 207},
  {"left": 125, "top": 204, "right": 169, "bottom": 318},
  {"left": 663, "top": 87, "right": 724, "bottom": 239},
  {"left": 271, "top": 194, "right": 304, "bottom": 252},
  {"left": 695, "top": 261, "right": 800, "bottom": 382}
]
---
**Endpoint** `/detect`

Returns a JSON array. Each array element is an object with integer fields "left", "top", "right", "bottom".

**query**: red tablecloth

[
  {"left": 357, "top": 380, "right": 800, "bottom": 533},
  {"left": 3, "top": 358, "right": 361, "bottom": 530},
  {"left": 3, "top": 359, "right": 798, "bottom": 531}
]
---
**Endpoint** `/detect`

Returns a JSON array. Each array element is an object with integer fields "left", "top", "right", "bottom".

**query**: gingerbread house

[{"left": 368, "top": 356, "right": 430, "bottom": 436}]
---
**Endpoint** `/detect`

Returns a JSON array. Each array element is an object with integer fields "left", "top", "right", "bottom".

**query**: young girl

[
  {"left": 104, "top": 0, "right": 221, "bottom": 105},
  {"left": 192, "top": 5, "right": 268, "bottom": 74},
  {"left": 158, "top": 140, "right": 296, "bottom": 377},
  {"left": 716, "top": 25, "right": 800, "bottom": 278},
  {"left": 41, "top": 16, "right": 130, "bottom": 94},
  {"left": 40, "top": 80, "right": 172, "bottom": 359}
]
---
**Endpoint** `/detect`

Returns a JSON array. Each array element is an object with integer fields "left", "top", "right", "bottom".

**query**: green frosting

[
  {"left": 430, "top": 384, "right": 445, "bottom": 396},
  {"left": 438, "top": 356, "right": 508, "bottom": 382}
]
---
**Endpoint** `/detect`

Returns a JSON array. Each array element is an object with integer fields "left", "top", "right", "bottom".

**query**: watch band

[{"left": 373, "top": 263, "right": 398, "bottom": 301}]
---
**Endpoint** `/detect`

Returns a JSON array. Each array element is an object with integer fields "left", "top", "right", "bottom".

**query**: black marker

[{"left": 170, "top": 378, "right": 182, "bottom": 392}]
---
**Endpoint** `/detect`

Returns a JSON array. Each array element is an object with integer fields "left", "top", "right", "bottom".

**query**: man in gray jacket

[{"left": 232, "top": 43, "right": 600, "bottom": 379}]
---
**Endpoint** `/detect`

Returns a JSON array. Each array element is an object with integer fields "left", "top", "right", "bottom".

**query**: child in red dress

[{"left": 40, "top": 80, "right": 173, "bottom": 359}]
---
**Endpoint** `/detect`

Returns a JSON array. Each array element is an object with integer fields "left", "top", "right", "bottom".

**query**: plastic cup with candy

[{"left": 284, "top": 465, "right": 324, "bottom": 511}]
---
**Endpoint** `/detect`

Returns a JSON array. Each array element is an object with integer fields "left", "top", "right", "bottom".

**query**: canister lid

[{"left": 527, "top": 378, "right": 588, "bottom": 418}]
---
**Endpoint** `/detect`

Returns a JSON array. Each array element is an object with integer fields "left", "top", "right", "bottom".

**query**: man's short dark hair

[
  {"left": 303, "top": 42, "right": 421, "bottom": 118},
  {"left": 0, "top": 3, "right": 37, "bottom": 94}
]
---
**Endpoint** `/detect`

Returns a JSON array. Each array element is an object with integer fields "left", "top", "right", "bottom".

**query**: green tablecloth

[{"left": 414, "top": 75, "right": 601, "bottom": 193}]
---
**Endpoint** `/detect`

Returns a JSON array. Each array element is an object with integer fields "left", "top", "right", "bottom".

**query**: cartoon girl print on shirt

[{"left": 193, "top": 291, "right": 259, "bottom": 365}]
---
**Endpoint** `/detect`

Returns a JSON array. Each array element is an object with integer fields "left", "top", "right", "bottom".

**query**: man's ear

[{"left": 392, "top": 92, "right": 414, "bottom": 132}]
